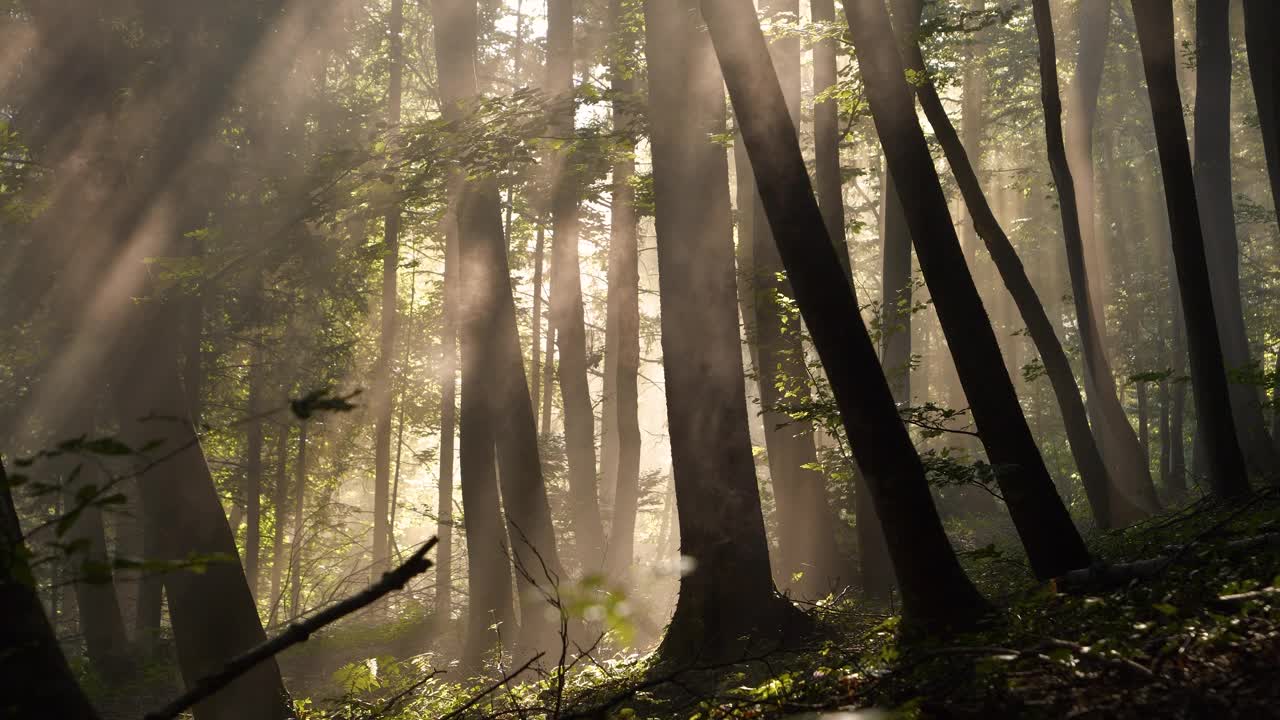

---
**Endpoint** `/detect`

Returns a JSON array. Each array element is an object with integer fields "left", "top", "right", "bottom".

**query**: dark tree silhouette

[{"left": 1130, "top": 0, "right": 1249, "bottom": 497}]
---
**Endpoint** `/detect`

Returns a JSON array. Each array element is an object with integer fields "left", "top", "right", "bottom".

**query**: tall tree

[
  {"left": 0, "top": 459, "right": 103, "bottom": 720},
  {"left": 547, "top": 0, "right": 607, "bottom": 570},
  {"left": 288, "top": 421, "right": 308, "bottom": 620},
  {"left": 1193, "top": 0, "right": 1280, "bottom": 478},
  {"left": 810, "top": 0, "right": 849, "bottom": 273},
  {"left": 602, "top": 0, "right": 643, "bottom": 583},
  {"left": 435, "top": 192, "right": 460, "bottom": 626},
  {"left": 738, "top": 0, "right": 844, "bottom": 599},
  {"left": 1031, "top": 0, "right": 1161, "bottom": 516},
  {"left": 117, "top": 306, "right": 289, "bottom": 720},
  {"left": 372, "top": 0, "right": 406, "bottom": 579},
  {"left": 701, "top": 0, "right": 989, "bottom": 627},
  {"left": 644, "top": 0, "right": 805, "bottom": 663},
  {"left": 843, "top": 0, "right": 1090, "bottom": 579},
  {"left": 889, "top": 0, "right": 1145, "bottom": 528},
  {"left": 1243, "top": 0, "right": 1280, "bottom": 237},
  {"left": 432, "top": 0, "right": 563, "bottom": 661},
  {"left": 243, "top": 350, "right": 264, "bottom": 594},
  {"left": 1130, "top": 0, "right": 1249, "bottom": 497}
]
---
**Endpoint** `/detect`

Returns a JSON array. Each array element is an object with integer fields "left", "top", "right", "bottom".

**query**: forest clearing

[{"left": 2, "top": 0, "right": 1280, "bottom": 717}]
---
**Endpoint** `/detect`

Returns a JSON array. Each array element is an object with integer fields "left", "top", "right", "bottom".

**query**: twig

[
  {"left": 376, "top": 668, "right": 446, "bottom": 716},
  {"left": 437, "top": 652, "right": 547, "bottom": 720},
  {"left": 144, "top": 537, "right": 439, "bottom": 720}
]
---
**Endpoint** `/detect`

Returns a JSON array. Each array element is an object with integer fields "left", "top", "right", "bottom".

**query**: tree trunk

[
  {"left": 845, "top": 0, "right": 1090, "bottom": 579},
  {"left": 0, "top": 460, "right": 102, "bottom": 720},
  {"left": 268, "top": 427, "right": 289, "bottom": 628},
  {"left": 644, "top": 0, "right": 808, "bottom": 664},
  {"left": 957, "top": 0, "right": 986, "bottom": 264},
  {"left": 530, "top": 225, "right": 546, "bottom": 431},
  {"left": 603, "top": 0, "right": 643, "bottom": 584},
  {"left": 546, "top": 0, "right": 606, "bottom": 571},
  {"left": 1031, "top": 0, "right": 1162, "bottom": 516},
  {"left": 433, "top": 0, "right": 562, "bottom": 661},
  {"left": 1243, "top": 0, "right": 1280, "bottom": 243},
  {"left": 889, "top": 0, "right": 1140, "bottom": 529},
  {"left": 1131, "top": 0, "right": 1249, "bottom": 497},
  {"left": 288, "top": 422, "right": 308, "bottom": 620},
  {"left": 811, "top": 0, "right": 849, "bottom": 274},
  {"left": 436, "top": 188, "right": 460, "bottom": 626},
  {"left": 1065, "top": 0, "right": 1112, "bottom": 336},
  {"left": 244, "top": 350, "right": 264, "bottom": 596},
  {"left": 117, "top": 308, "right": 289, "bottom": 720},
  {"left": 1193, "top": 0, "right": 1280, "bottom": 478},
  {"left": 372, "top": 0, "right": 405, "bottom": 580},
  {"left": 63, "top": 459, "right": 131, "bottom": 681},
  {"left": 701, "top": 0, "right": 989, "bottom": 627}
]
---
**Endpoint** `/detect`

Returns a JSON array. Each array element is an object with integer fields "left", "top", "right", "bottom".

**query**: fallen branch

[
  {"left": 1213, "top": 586, "right": 1280, "bottom": 609},
  {"left": 1056, "top": 532, "right": 1280, "bottom": 592},
  {"left": 145, "top": 536, "right": 439, "bottom": 720}
]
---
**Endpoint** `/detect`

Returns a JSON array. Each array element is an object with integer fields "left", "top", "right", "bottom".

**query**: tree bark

[
  {"left": 288, "top": 422, "right": 307, "bottom": 620},
  {"left": 546, "top": 0, "right": 607, "bottom": 571},
  {"left": 1243, "top": 0, "right": 1280, "bottom": 244},
  {"left": 701, "top": 0, "right": 989, "bottom": 626},
  {"left": 117, "top": 307, "right": 289, "bottom": 720},
  {"left": 268, "top": 427, "right": 288, "bottom": 628},
  {"left": 811, "top": 0, "right": 849, "bottom": 274},
  {"left": 372, "top": 0, "right": 406, "bottom": 580},
  {"left": 0, "top": 459, "right": 103, "bottom": 720},
  {"left": 63, "top": 459, "right": 131, "bottom": 681},
  {"left": 435, "top": 188, "right": 460, "bottom": 626},
  {"left": 1193, "top": 0, "right": 1280, "bottom": 478},
  {"left": 844, "top": 0, "right": 1090, "bottom": 579},
  {"left": 244, "top": 350, "right": 264, "bottom": 596},
  {"left": 645, "top": 0, "right": 808, "bottom": 664},
  {"left": 1031, "top": 0, "right": 1161, "bottom": 517},
  {"left": 1130, "top": 0, "right": 1250, "bottom": 497},
  {"left": 432, "top": 0, "right": 563, "bottom": 661},
  {"left": 603, "top": 0, "right": 643, "bottom": 584}
]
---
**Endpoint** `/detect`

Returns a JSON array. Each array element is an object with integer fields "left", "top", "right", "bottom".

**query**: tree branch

[{"left": 144, "top": 536, "right": 439, "bottom": 720}]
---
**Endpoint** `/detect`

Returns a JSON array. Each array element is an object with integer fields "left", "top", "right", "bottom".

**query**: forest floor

[
  {"left": 109, "top": 489, "right": 1280, "bottom": 719},
  {"left": 390, "top": 489, "right": 1280, "bottom": 720}
]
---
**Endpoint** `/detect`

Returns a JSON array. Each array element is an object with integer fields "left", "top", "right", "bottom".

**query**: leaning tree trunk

[
  {"left": 603, "top": 0, "right": 643, "bottom": 585},
  {"left": 644, "top": 0, "right": 807, "bottom": 665},
  {"left": 432, "top": 0, "right": 563, "bottom": 661},
  {"left": 1243, "top": 0, "right": 1280, "bottom": 246},
  {"left": 1130, "top": 0, "right": 1249, "bottom": 498},
  {"left": 546, "top": 0, "right": 607, "bottom": 572},
  {"left": 740, "top": 0, "right": 844, "bottom": 600},
  {"left": 1193, "top": 0, "right": 1280, "bottom": 479},
  {"left": 701, "top": 0, "right": 990, "bottom": 627},
  {"left": 1049, "top": 0, "right": 1162, "bottom": 515},
  {"left": 889, "top": 0, "right": 1144, "bottom": 528},
  {"left": 1, "top": 459, "right": 103, "bottom": 720},
  {"left": 116, "top": 306, "right": 289, "bottom": 720},
  {"left": 1030, "top": 0, "right": 1161, "bottom": 517},
  {"left": 844, "top": 0, "right": 1090, "bottom": 579}
]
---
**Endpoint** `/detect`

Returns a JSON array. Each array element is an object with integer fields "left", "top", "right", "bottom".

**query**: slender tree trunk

[
  {"left": 433, "top": 0, "right": 562, "bottom": 661},
  {"left": 63, "top": 459, "right": 131, "bottom": 680},
  {"left": 1065, "top": 0, "right": 1112, "bottom": 333},
  {"left": 845, "top": 0, "right": 1090, "bottom": 579},
  {"left": 739, "top": 0, "right": 844, "bottom": 599},
  {"left": 701, "top": 0, "right": 989, "bottom": 626},
  {"left": 289, "top": 422, "right": 308, "bottom": 620},
  {"left": 0, "top": 460, "right": 102, "bottom": 720},
  {"left": 530, "top": 225, "right": 546, "bottom": 430},
  {"left": 1243, "top": 0, "right": 1280, "bottom": 240},
  {"left": 372, "top": 0, "right": 406, "bottom": 580},
  {"left": 644, "top": 0, "right": 807, "bottom": 664},
  {"left": 810, "top": 0, "right": 849, "bottom": 274},
  {"left": 1031, "top": 0, "right": 1161, "bottom": 516},
  {"left": 1193, "top": 0, "right": 1280, "bottom": 478},
  {"left": 435, "top": 190, "right": 460, "bottom": 626},
  {"left": 546, "top": 0, "right": 606, "bottom": 570},
  {"left": 957, "top": 0, "right": 986, "bottom": 264},
  {"left": 603, "top": 0, "right": 643, "bottom": 584},
  {"left": 268, "top": 427, "right": 288, "bottom": 628},
  {"left": 244, "top": 350, "right": 264, "bottom": 596},
  {"left": 117, "top": 308, "right": 289, "bottom": 720},
  {"left": 1131, "top": 0, "right": 1249, "bottom": 497},
  {"left": 1137, "top": 381, "right": 1150, "bottom": 463}
]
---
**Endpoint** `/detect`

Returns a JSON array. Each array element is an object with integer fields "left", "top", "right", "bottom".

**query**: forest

[{"left": 2, "top": 0, "right": 1280, "bottom": 717}]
